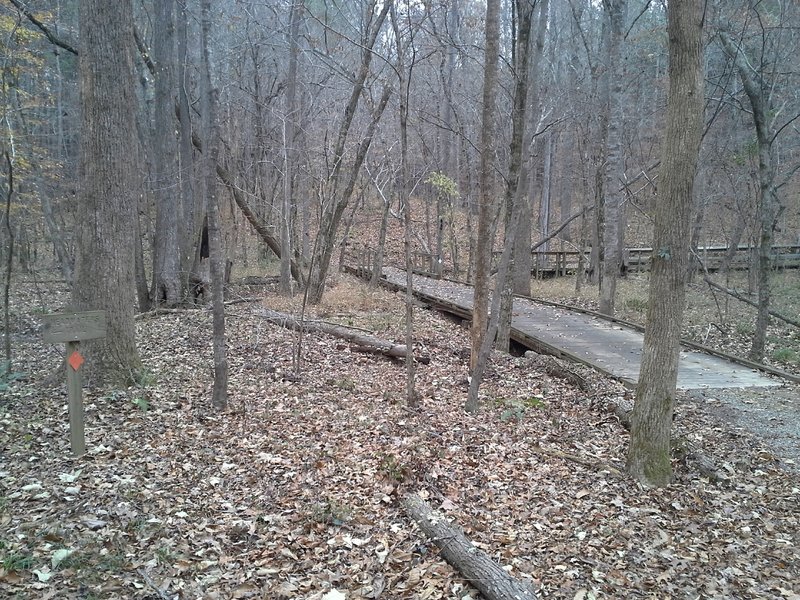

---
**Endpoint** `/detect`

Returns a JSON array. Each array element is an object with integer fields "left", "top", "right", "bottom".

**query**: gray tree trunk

[
  {"left": 200, "top": 0, "right": 227, "bottom": 410},
  {"left": 403, "top": 494, "right": 537, "bottom": 600},
  {"left": 280, "top": 0, "right": 302, "bottom": 295},
  {"left": 370, "top": 196, "right": 391, "bottom": 288},
  {"left": 177, "top": 0, "right": 197, "bottom": 286},
  {"left": 390, "top": 3, "right": 418, "bottom": 407},
  {"left": 466, "top": 0, "right": 501, "bottom": 413},
  {"left": 719, "top": 32, "right": 783, "bottom": 363},
  {"left": 513, "top": 0, "right": 549, "bottom": 295},
  {"left": 497, "top": 0, "right": 537, "bottom": 352},
  {"left": 627, "top": 0, "right": 704, "bottom": 487},
  {"left": 73, "top": 0, "right": 141, "bottom": 383},
  {"left": 151, "top": 0, "right": 182, "bottom": 307},
  {"left": 598, "top": 0, "right": 626, "bottom": 316}
]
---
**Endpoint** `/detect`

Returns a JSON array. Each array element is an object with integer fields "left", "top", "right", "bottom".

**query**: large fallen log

[
  {"left": 402, "top": 494, "right": 537, "bottom": 600},
  {"left": 258, "top": 308, "right": 429, "bottom": 364}
]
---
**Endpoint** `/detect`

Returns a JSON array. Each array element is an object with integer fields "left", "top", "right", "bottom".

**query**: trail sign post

[{"left": 42, "top": 310, "right": 107, "bottom": 457}]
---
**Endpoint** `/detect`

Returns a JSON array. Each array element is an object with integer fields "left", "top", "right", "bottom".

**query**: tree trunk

[
  {"left": 370, "top": 195, "right": 391, "bottom": 288},
  {"left": 2, "top": 153, "right": 14, "bottom": 377},
  {"left": 513, "top": 0, "right": 549, "bottom": 295},
  {"left": 134, "top": 209, "right": 150, "bottom": 312},
  {"left": 280, "top": 0, "right": 302, "bottom": 295},
  {"left": 391, "top": 3, "right": 418, "bottom": 407},
  {"left": 497, "top": 0, "right": 537, "bottom": 352},
  {"left": 176, "top": 0, "right": 198, "bottom": 288},
  {"left": 537, "top": 132, "right": 553, "bottom": 263},
  {"left": 598, "top": 0, "right": 626, "bottom": 316},
  {"left": 627, "top": 0, "right": 704, "bottom": 487},
  {"left": 200, "top": 0, "right": 227, "bottom": 410},
  {"left": 73, "top": 0, "right": 141, "bottom": 383},
  {"left": 306, "top": 84, "right": 391, "bottom": 305},
  {"left": 39, "top": 191, "right": 72, "bottom": 283},
  {"left": 719, "top": 32, "right": 783, "bottom": 363},
  {"left": 467, "top": 0, "right": 501, "bottom": 413},
  {"left": 151, "top": 0, "right": 182, "bottom": 307}
]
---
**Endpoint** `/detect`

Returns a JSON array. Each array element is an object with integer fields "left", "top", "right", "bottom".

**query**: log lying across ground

[
  {"left": 402, "top": 494, "right": 537, "bottom": 600},
  {"left": 258, "top": 308, "right": 430, "bottom": 364}
]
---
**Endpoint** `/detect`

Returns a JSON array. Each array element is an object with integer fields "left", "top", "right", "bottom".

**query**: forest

[{"left": 1, "top": 0, "right": 799, "bottom": 598}]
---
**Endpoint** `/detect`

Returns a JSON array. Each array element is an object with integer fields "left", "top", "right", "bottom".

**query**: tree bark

[
  {"left": 467, "top": 0, "right": 501, "bottom": 413},
  {"left": 598, "top": 0, "right": 626, "bottom": 317},
  {"left": 280, "top": 0, "right": 302, "bottom": 295},
  {"left": 371, "top": 195, "right": 391, "bottom": 288},
  {"left": 2, "top": 153, "right": 14, "bottom": 377},
  {"left": 719, "top": 32, "right": 783, "bottom": 362},
  {"left": 627, "top": 0, "right": 704, "bottom": 487},
  {"left": 176, "top": 0, "right": 198, "bottom": 286},
  {"left": 403, "top": 494, "right": 537, "bottom": 600},
  {"left": 73, "top": 0, "right": 141, "bottom": 382},
  {"left": 513, "top": 0, "right": 549, "bottom": 295},
  {"left": 497, "top": 0, "right": 537, "bottom": 353},
  {"left": 151, "top": 0, "right": 182, "bottom": 307},
  {"left": 391, "top": 2, "right": 418, "bottom": 407},
  {"left": 200, "top": 0, "right": 227, "bottom": 410}
]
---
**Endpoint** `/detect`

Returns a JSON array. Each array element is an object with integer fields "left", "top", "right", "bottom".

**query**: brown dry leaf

[{"left": 2, "top": 268, "right": 799, "bottom": 600}]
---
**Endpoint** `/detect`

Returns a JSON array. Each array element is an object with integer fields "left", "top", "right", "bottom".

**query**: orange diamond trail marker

[
  {"left": 41, "top": 310, "right": 107, "bottom": 457},
  {"left": 68, "top": 350, "right": 84, "bottom": 371}
]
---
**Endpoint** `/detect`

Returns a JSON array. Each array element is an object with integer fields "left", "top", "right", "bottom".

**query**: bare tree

[
  {"left": 151, "top": 0, "right": 181, "bottom": 308},
  {"left": 2, "top": 152, "right": 13, "bottom": 377},
  {"left": 391, "top": 1, "right": 419, "bottom": 407},
  {"left": 466, "top": 0, "right": 501, "bottom": 414},
  {"left": 598, "top": 0, "right": 626, "bottom": 317},
  {"left": 305, "top": 0, "right": 392, "bottom": 305},
  {"left": 719, "top": 31, "right": 787, "bottom": 362},
  {"left": 627, "top": 0, "right": 704, "bottom": 487},
  {"left": 280, "top": 0, "right": 302, "bottom": 295},
  {"left": 497, "top": 0, "right": 539, "bottom": 352},
  {"left": 200, "top": 0, "right": 227, "bottom": 410}
]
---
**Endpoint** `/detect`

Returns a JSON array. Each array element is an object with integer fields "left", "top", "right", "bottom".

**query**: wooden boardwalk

[{"left": 381, "top": 268, "right": 783, "bottom": 390}]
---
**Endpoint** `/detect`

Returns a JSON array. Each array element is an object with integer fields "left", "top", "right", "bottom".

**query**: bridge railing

[
  {"left": 349, "top": 243, "right": 800, "bottom": 280},
  {"left": 489, "top": 244, "right": 800, "bottom": 277}
]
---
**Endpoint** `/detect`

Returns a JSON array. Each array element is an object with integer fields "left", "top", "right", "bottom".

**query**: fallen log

[
  {"left": 258, "top": 308, "right": 430, "bottom": 364},
  {"left": 402, "top": 494, "right": 537, "bottom": 600}
]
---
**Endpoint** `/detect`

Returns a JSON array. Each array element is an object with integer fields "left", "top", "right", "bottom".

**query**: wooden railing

[{"left": 350, "top": 244, "right": 800, "bottom": 280}]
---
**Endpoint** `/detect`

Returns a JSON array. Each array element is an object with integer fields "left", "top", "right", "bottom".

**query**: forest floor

[{"left": 1, "top": 269, "right": 799, "bottom": 599}]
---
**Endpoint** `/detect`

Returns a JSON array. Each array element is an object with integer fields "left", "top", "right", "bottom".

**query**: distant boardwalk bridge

[
  {"left": 345, "top": 258, "right": 797, "bottom": 390},
  {"left": 502, "top": 244, "right": 800, "bottom": 278}
]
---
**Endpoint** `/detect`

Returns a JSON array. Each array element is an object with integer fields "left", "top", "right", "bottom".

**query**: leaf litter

[{"left": 1, "top": 273, "right": 799, "bottom": 599}]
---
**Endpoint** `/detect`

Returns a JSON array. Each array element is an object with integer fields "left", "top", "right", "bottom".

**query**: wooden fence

[{"left": 349, "top": 244, "right": 800, "bottom": 280}]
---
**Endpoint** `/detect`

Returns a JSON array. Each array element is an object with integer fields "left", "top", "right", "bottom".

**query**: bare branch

[{"left": 4, "top": 0, "right": 78, "bottom": 55}]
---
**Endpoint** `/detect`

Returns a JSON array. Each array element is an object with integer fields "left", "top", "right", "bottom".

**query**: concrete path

[{"left": 382, "top": 268, "right": 782, "bottom": 390}]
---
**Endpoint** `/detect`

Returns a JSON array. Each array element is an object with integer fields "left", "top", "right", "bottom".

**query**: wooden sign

[
  {"left": 42, "top": 310, "right": 107, "bottom": 343},
  {"left": 42, "top": 310, "right": 106, "bottom": 457}
]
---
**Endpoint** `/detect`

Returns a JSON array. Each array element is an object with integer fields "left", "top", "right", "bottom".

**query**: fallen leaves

[{"left": 1, "top": 274, "right": 799, "bottom": 599}]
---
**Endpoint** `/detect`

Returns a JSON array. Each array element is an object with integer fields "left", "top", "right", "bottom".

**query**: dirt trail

[{"left": 687, "top": 384, "right": 800, "bottom": 471}]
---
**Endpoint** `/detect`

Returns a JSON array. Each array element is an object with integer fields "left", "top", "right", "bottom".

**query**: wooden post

[
  {"left": 66, "top": 340, "right": 85, "bottom": 456},
  {"left": 42, "top": 310, "right": 107, "bottom": 457}
]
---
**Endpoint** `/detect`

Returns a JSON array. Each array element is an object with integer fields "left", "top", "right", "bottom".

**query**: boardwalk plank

[{"left": 382, "top": 268, "right": 782, "bottom": 390}]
